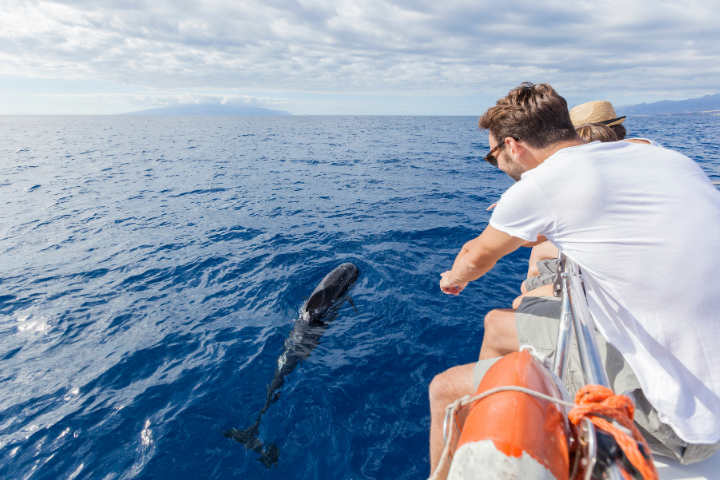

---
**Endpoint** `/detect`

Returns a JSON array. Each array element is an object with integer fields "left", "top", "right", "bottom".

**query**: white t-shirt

[{"left": 490, "top": 140, "right": 720, "bottom": 444}]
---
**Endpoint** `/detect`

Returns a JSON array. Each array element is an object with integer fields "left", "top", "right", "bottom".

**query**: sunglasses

[{"left": 484, "top": 137, "right": 519, "bottom": 167}]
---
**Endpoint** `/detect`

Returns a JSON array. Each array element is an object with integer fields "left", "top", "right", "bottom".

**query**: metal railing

[
  {"left": 552, "top": 253, "right": 623, "bottom": 480},
  {"left": 553, "top": 254, "right": 610, "bottom": 387}
]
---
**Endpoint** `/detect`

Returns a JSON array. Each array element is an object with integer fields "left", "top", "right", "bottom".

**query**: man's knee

[
  {"left": 429, "top": 371, "right": 455, "bottom": 406},
  {"left": 481, "top": 308, "right": 520, "bottom": 357},
  {"left": 483, "top": 308, "right": 516, "bottom": 336},
  {"left": 429, "top": 364, "right": 475, "bottom": 408}
]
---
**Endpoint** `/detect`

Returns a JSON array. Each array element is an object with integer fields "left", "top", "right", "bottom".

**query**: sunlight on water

[
  {"left": 0, "top": 115, "right": 717, "bottom": 479},
  {"left": 141, "top": 420, "right": 152, "bottom": 447}
]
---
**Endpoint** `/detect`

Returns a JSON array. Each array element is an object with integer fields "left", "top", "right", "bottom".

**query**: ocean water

[{"left": 0, "top": 115, "right": 718, "bottom": 479}]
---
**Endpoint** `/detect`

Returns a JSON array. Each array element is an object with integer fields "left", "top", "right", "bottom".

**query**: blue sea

[{"left": 1, "top": 115, "right": 718, "bottom": 479}]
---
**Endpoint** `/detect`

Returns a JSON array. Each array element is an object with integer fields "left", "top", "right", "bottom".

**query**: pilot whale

[{"left": 223, "top": 263, "right": 360, "bottom": 468}]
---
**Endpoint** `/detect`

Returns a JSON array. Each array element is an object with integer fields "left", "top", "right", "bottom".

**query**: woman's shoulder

[{"left": 623, "top": 138, "right": 662, "bottom": 147}]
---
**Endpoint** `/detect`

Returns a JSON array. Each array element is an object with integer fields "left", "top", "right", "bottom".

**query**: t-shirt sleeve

[{"left": 489, "top": 178, "right": 556, "bottom": 242}]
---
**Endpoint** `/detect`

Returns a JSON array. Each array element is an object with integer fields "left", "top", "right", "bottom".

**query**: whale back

[{"left": 303, "top": 263, "right": 359, "bottom": 322}]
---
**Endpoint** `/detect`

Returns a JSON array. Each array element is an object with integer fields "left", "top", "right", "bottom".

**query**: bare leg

[
  {"left": 429, "top": 363, "right": 476, "bottom": 478},
  {"left": 527, "top": 241, "right": 559, "bottom": 278},
  {"left": 429, "top": 310, "right": 520, "bottom": 478},
  {"left": 479, "top": 309, "right": 520, "bottom": 360},
  {"left": 512, "top": 284, "right": 554, "bottom": 309}
]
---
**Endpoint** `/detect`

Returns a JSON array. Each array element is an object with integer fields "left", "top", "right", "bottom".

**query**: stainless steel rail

[
  {"left": 553, "top": 254, "right": 622, "bottom": 480},
  {"left": 552, "top": 258, "right": 573, "bottom": 383},
  {"left": 564, "top": 257, "right": 611, "bottom": 387}
]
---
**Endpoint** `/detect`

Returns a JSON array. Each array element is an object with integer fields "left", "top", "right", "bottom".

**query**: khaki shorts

[
  {"left": 523, "top": 258, "right": 560, "bottom": 292},
  {"left": 473, "top": 296, "right": 720, "bottom": 465}
]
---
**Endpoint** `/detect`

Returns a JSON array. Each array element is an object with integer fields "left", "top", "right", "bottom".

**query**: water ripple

[{"left": 0, "top": 115, "right": 718, "bottom": 478}]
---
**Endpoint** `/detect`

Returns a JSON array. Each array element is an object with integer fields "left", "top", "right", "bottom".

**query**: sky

[{"left": 1, "top": 0, "right": 718, "bottom": 115}]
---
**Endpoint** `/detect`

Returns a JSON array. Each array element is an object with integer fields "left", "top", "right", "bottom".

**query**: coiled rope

[
  {"left": 428, "top": 385, "right": 657, "bottom": 480},
  {"left": 569, "top": 385, "right": 657, "bottom": 480}
]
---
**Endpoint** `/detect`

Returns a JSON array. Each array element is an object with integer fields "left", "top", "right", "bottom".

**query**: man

[
  {"left": 518, "top": 101, "right": 627, "bottom": 303},
  {"left": 429, "top": 83, "right": 720, "bottom": 475}
]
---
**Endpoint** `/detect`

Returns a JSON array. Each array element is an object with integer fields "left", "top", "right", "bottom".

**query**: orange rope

[{"left": 568, "top": 385, "right": 658, "bottom": 480}]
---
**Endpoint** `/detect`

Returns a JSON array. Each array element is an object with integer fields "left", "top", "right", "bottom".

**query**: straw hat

[{"left": 569, "top": 100, "right": 626, "bottom": 127}]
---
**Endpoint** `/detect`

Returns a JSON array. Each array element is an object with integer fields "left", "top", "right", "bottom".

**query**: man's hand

[
  {"left": 440, "top": 271, "right": 469, "bottom": 295},
  {"left": 438, "top": 226, "right": 526, "bottom": 297}
]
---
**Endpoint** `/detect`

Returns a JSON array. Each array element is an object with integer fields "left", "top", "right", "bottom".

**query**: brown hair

[
  {"left": 478, "top": 82, "right": 578, "bottom": 149},
  {"left": 576, "top": 123, "right": 618, "bottom": 143},
  {"left": 610, "top": 124, "right": 626, "bottom": 140}
]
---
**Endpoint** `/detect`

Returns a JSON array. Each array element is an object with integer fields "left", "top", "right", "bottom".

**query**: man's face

[{"left": 488, "top": 133, "right": 527, "bottom": 182}]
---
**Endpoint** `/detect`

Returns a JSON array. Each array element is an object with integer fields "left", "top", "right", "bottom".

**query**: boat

[{"left": 430, "top": 255, "right": 720, "bottom": 480}]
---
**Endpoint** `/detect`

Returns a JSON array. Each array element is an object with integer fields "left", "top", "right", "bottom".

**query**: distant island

[
  {"left": 616, "top": 94, "right": 720, "bottom": 116},
  {"left": 119, "top": 104, "right": 291, "bottom": 116}
]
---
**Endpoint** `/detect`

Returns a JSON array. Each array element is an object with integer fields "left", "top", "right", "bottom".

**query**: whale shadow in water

[{"left": 223, "top": 263, "right": 360, "bottom": 468}]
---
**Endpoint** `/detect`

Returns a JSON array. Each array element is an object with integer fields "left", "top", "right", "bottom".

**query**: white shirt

[{"left": 490, "top": 141, "right": 720, "bottom": 443}]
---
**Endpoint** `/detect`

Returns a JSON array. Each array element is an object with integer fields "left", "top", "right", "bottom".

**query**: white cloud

[
  {"left": 34, "top": 92, "right": 290, "bottom": 107},
  {"left": 0, "top": 0, "right": 718, "bottom": 107}
]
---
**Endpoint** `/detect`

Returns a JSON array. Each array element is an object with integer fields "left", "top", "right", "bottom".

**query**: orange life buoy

[{"left": 448, "top": 350, "right": 570, "bottom": 480}]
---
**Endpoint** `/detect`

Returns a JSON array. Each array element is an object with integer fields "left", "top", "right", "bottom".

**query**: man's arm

[
  {"left": 440, "top": 225, "right": 526, "bottom": 295},
  {"left": 521, "top": 235, "right": 547, "bottom": 248}
]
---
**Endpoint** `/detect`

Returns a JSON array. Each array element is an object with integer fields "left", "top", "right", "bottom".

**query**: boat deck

[{"left": 655, "top": 451, "right": 720, "bottom": 480}]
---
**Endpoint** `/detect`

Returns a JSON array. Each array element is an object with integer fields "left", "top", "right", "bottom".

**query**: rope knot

[{"left": 569, "top": 385, "right": 657, "bottom": 480}]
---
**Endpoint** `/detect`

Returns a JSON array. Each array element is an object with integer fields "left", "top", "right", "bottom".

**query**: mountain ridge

[{"left": 616, "top": 94, "right": 720, "bottom": 116}]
